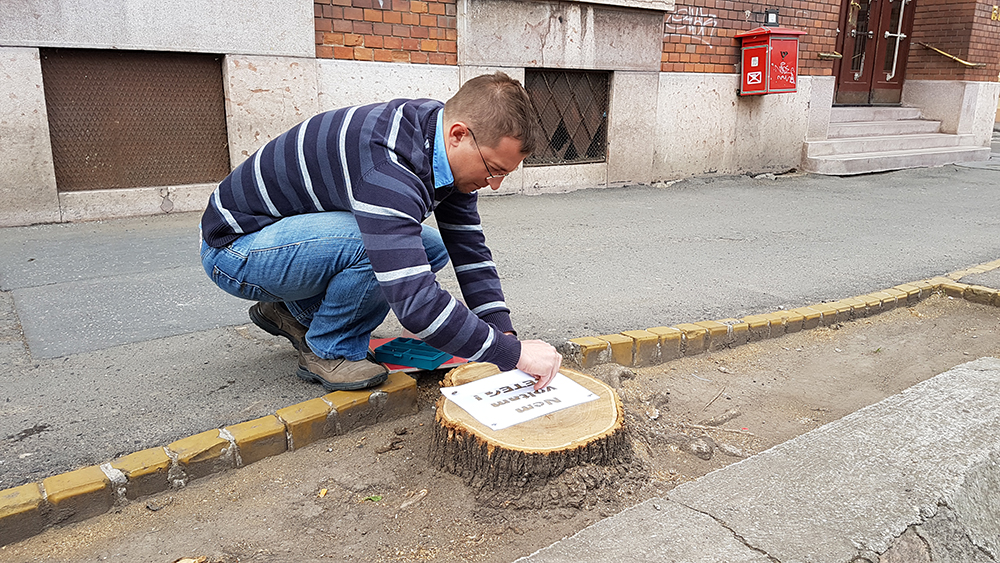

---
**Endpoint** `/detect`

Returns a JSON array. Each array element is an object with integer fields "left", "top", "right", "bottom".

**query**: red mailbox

[{"left": 735, "top": 27, "right": 806, "bottom": 96}]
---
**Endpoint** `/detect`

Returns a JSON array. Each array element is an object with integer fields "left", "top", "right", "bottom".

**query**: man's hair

[{"left": 443, "top": 72, "right": 543, "bottom": 155}]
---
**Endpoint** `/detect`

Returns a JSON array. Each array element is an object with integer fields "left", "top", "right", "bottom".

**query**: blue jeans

[{"left": 201, "top": 212, "right": 449, "bottom": 361}]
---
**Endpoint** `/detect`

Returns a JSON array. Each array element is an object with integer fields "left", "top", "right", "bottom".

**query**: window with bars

[
  {"left": 39, "top": 48, "right": 231, "bottom": 192},
  {"left": 524, "top": 69, "right": 610, "bottom": 166}
]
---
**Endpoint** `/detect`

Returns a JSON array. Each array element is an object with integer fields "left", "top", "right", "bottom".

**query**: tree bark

[{"left": 430, "top": 363, "right": 630, "bottom": 490}]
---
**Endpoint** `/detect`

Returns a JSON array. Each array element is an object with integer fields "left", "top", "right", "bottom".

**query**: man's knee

[{"left": 422, "top": 226, "right": 450, "bottom": 272}]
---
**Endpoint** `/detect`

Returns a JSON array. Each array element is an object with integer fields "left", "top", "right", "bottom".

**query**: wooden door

[{"left": 834, "top": 0, "right": 917, "bottom": 104}]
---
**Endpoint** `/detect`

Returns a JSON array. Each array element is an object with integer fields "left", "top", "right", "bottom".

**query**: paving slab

[
  {"left": 13, "top": 267, "right": 248, "bottom": 359},
  {"left": 517, "top": 498, "right": 773, "bottom": 562},
  {"left": 0, "top": 213, "right": 201, "bottom": 291},
  {"left": 524, "top": 358, "right": 1000, "bottom": 562},
  {"left": 668, "top": 357, "right": 1000, "bottom": 562}
]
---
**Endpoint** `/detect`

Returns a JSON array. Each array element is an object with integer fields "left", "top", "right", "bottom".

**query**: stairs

[{"left": 802, "top": 107, "right": 990, "bottom": 175}]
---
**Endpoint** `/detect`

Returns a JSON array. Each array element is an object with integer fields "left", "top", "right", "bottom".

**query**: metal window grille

[
  {"left": 524, "top": 69, "right": 610, "bottom": 166},
  {"left": 39, "top": 48, "right": 231, "bottom": 192}
]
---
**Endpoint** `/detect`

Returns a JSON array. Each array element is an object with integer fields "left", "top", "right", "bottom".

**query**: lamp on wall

[{"left": 764, "top": 8, "right": 780, "bottom": 26}]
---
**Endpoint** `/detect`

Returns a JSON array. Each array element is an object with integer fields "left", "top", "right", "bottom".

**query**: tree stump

[{"left": 430, "top": 363, "right": 630, "bottom": 489}]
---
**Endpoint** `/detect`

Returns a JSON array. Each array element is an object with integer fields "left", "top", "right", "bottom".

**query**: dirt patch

[{"left": 4, "top": 293, "right": 1000, "bottom": 563}]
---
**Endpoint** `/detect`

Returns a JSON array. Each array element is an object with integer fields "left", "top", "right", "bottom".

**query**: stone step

[
  {"left": 829, "top": 119, "right": 942, "bottom": 138},
  {"left": 804, "top": 133, "right": 974, "bottom": 158},
  {"left": 830, "top": 106, "right": 923, "bottom": 123},
  {"left": 803, "top": 146, "right": 990, "bottom": 175}
]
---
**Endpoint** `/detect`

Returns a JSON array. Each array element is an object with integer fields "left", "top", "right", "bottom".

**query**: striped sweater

[{"left": 201, "top": 99, "right": 521, "bottom": 370}]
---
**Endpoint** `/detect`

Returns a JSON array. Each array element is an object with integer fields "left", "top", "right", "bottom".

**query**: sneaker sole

[
  {"left": 249, "top": 304, "right": 303, "bottom": 351},
  {"left": 296, "top": 366, "right": 388, "bottom": 392}
]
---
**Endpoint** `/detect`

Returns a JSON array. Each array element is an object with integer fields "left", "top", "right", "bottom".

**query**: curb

[
  {"left": 0, "top": 371, "right": 417, "bottom": 547},
  {"left": 3, "top": 259, "right": 1000, "bottom": 547},
  {"left": 561, "top": 259, "right": 1000, "bottom": 369}
]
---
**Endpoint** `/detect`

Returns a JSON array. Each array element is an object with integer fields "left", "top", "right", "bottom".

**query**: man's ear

[{"left": 446, "top": 121, "right": 469, "bottom": 148}]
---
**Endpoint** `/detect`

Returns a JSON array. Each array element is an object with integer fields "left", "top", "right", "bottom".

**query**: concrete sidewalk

[
  {"left": 521, "top": 357, "right": 1000, "bottom": 563},
  {"left": 3, "top": 164, "right": 1000, "bottom": 549}
]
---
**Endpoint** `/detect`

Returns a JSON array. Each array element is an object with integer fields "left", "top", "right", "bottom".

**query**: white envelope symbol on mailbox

[{"left": 747, "top": 71, "right": 762, "bottom": 84}]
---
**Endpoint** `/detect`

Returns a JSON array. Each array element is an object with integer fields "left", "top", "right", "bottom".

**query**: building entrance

[{"left": 834, "top": 0, "right": 917, "bottom": 104}]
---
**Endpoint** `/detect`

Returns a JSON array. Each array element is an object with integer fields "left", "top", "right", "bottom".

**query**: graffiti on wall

[{"left": 664, "top": 7, "right": 720, "bottom": 47}]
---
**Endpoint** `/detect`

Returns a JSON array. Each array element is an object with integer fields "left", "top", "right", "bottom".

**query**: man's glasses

[{"left": 468, "top": 128, "right": 510, "bottom": 189}]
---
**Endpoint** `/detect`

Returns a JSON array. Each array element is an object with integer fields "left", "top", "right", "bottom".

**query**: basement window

[
  {"left": 524, "top": 69, "right": 610, "bottom": 166},
  {"left": 39, "top": 48, "right": 231, "bottom": 192}
]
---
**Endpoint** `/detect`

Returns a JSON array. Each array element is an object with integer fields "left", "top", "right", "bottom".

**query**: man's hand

[{"left": 516, "top": 340, "right": 562, "bottom": 391}]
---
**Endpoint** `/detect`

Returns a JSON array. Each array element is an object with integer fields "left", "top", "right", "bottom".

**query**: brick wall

[
  {"left": 906, "top": 0, "right": 1000, "bottom": 81},
  {"left": 661, "top": 0, "right": 841, "bottom": 76},
  {"left": 314, "top": 0, "right": 457, "bottom": 64}
]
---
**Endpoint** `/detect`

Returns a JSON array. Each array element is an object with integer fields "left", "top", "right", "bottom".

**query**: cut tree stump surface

[{"left": 431, "top": 363, "right": 629, "bottom": 488}]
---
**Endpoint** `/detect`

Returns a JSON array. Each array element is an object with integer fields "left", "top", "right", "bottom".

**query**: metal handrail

[{"left": 917, "top": 41, "right": 987, "bottom": 68}]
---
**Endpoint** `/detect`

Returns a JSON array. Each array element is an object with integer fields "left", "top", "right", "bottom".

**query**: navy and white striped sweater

[{"left": 201, "top": 99, "right": 521, "bottom": 370}]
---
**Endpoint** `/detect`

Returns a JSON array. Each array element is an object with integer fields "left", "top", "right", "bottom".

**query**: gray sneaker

[
  {"left": 249, "top": 301, "right": 307, "bottom": 350},
  {"left": 297, "top": 345, "right": 389, "bottom": 391}
]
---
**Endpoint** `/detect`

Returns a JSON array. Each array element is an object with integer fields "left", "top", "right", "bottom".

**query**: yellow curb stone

[
  {"left": 0, "top": 483, "right": 45, "bottom": 547},
  {"left": 326, "top": 386, "right": 371, "bottom": 412},
  {"left": 939, "top": 282, "right": 969, "bottom": 298},
  {"left": 857, "top": 293, "right": 883, "bottom": 311},
  {"left": 830, "top": 301, "right": 855, "bottom": 322},
  {"left": 674, "top": 323, "right": 708, "bottom": 356},
  {"left": 720, "top": 319, "right": 749, "bottom": 346},
  {"left": 925, "top": 277, "right": 953, "bottom": 287},
  {"left": 227, "top": 415, "right": 288, "bottom": 467},
  {"left": 276, "top": 397, "right": 333, "bottom": 450},
  {"left": 893, "top": 284, "right": 922, "bottom": 305},
  {"left": 760, "top": 312, "right": 787, "bottom": 335},
  {"left": 883, "top": 288, "right": 908, "bottom": 306},
  {"left": 909, "top": 279, "right": 937, "bottom": 294},
  {"left": 374, "top": 370, "right": 418, "bottom": 416},
  {"left": 778, "top": 310, "right": 805, "bottom": 333},
  {"left": 791, "top": 307, "right": 822, "bottom": 330},
  {"left": 169, "top": 429, "right": 235, "bottom": 481},
  {"left": 964, "top": 285, "right": 997, "bottom": 305},
  {"left": 838, "top": 297, "right": 869, "bottom": 318},
  {"left": 325, "top": 371, "right": 418, "bottom": 434},
  {"left": 810, "top": 303, "right": 840, "bottom": 326},
  {"left": 741, "top": 314, "right": 771, "bottom": 341},
  {"left": 598, "top": 333, "right": 635, "bottom": 366},
  {"left": 42, "top": 466, "right": 112, "bottom": 525},
  {"left": 567, "top": 336, "right": 610, "bottom": 368},
  {"left": 621, "top": 330, "right": 660, "bottom": 366},
  {"left": 110, "top": 447, "right": 171, "bottom": 500},
  {"left": 694, "top": 320, "right": 729, "bottom": 351},
  {"left": 871, "top": 291, "right": 899, "bottom": 311},
  {"left": 647, "top": 327, "right": 682, "bottom": 361}
]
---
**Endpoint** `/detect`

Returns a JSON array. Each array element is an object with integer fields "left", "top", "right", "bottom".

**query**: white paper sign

[{"left": 441, "top": 370, "right": 599, "bottom": 431}]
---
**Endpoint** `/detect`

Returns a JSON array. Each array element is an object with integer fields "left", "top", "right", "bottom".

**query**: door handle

[
  {"left": 885, "top": 0, "right": 910, "bottom": 79},
  {"left": 851, "top": 29, "right": 875, "bottom": 38}
]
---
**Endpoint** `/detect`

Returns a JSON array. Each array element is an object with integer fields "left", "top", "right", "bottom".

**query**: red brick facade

[
  {"left": 661, "top": 0, "right": 841, "bottom": 76},
  {"left": 314, "top": 0, "right": 998, "bottom": 84},
  {"left": 314, "top": 0, "right": 457, "bottom": 65},
  {"left": 906, "top": 0, "right": 1000, "bottom": 81}
]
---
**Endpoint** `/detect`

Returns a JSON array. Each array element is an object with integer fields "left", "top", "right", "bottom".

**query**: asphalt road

[{"left": 2, "top": 164, "right": 1000, "bottom": 490}]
